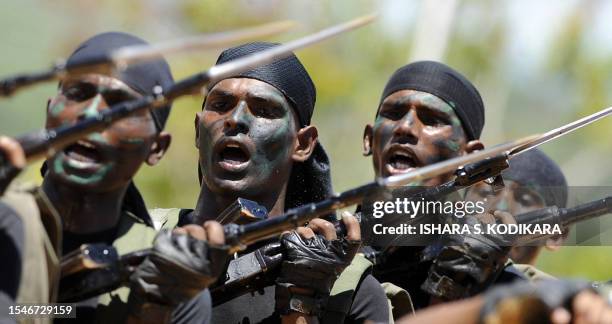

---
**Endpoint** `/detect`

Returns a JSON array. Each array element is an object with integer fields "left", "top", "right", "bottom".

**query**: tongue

[{"left": 221, "top": 147, "right": 248, "bottom": 165}]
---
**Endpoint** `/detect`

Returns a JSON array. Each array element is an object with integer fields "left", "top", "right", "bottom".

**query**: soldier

[
  {"left": 360, "top": 60, "right": 610, "bottom": 322},
  {"left": 360, "top": 61, "right": 528, "bottom": 317},
  {"left": 464, "top": 148, "right": 569, "bottom": 266},
  {"left": 152, "top": 42, "right": 389, "bottom": 323},
  {"left": 0, "top": 32, "right": 226, "bottom": 324}
]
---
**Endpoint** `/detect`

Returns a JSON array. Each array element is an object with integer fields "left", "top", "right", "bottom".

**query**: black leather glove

[
  {"left": 421, "top": 217, "right": 512, "bottom": 301},
  {"left": 275, "top": 231, "right": 361, "bottom": 316},
  {"left": 129, "top": 229, "right": 229, "bottom": 306},
  {"left": 480, "top": 279, "right": 595, "bottom": 324}
]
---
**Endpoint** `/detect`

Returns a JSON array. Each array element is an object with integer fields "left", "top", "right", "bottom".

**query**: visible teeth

[
  {"left": 66, "top": 158, "right": 97, "bottom": 169},
  {"left": 226, "top": 143, "right": 240, "bottom": 148},
  {"left": 77, "top": 141, "right": 95, "bottom": 149}
]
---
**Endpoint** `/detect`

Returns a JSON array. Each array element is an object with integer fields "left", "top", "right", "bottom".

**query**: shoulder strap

[
  {"left": 321, "top": 253, "right": 373, "bottom": 324},
  {"left": 382, "top": 282, "right": 415, "bottom": 321}
]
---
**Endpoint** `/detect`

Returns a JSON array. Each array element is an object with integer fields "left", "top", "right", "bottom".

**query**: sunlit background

[{"left": 1, "top": 0, "right": 611, "bottom": 280}]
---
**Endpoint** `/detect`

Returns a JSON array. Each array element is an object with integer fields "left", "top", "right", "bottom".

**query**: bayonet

[
  {"left": 0, "top": 21, "right": 295, "bottom": 97},
  {"left": 0, "top": 14, "right": 377, "bottom": 165}
]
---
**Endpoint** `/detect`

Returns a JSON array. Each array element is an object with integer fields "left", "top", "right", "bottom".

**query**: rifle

[
  {"left": 409, "top": 106, "right": 612, "bottom": 203},
  {"left": 57, "top": 136, "right": 536, "bottom": 303},
  {"left": 0, "top": 14, "right": 376, "bottom": 167},
  {"left": 0, "top": 21, "right": 295, "bottom": 97},
  {"left": 514, "top": 196, "right": 612, "bottom": 245}
]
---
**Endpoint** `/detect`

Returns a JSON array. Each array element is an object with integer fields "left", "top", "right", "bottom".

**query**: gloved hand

[
  {"left": 0, "top": 136, "right": 25, "bottom": 196},
  {"left": 275, "top": 212, "right": 361, "bottom": 317},
  {"left": 129, "top": 222, "right": 229, "bottom": 307},
  {"left": 479, "top": 279, "right": 607, "bottom": 324},
  {"left": 421, "top": 211, "right": 514, "bottom": 301}
]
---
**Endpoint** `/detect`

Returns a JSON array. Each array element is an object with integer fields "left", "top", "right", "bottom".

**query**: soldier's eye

[
  {"left": 418, "top": 110, "right": 450, "bottom": 127},
  {"left": 514, "top": 189, "right": 543, "bottom": 207},
  {"left": 103, "top": 90, "right": 137, "bottom": 106},
  {"left": 379, "top": 108, "right": 405, "bottom": 121},
  {"left": 251, "top": 104, "right": 283, "bottom": 119},
  {"left": 208, "top": 99, "right": 231, "bottom": 112},
  {"left": 63, "top": 83, "right": 97, "bottom": 102}
]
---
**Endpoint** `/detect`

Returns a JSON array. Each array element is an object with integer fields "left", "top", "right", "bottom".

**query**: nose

[
  {"left": 77, "top": 94, "right": 106, "bottom": 121},
  {"left": 224, "top": 101, "right": 249, "bottom": 135},
  {"left": 393, "top": 109, "right": 418, "bottom": 145}
]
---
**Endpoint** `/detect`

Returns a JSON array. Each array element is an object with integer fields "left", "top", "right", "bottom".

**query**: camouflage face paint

[
  {"left": 199, "top": 78, "right": 298, "bottom": 199},
  {"left": 45, "top": 74, "right": 158, "bottom": 191},
  {"left": 370, "top": 90, "right": 469, "bottom": 185},
  {"left": 49, "top": 100, "right": 66, "bottom": 117}
]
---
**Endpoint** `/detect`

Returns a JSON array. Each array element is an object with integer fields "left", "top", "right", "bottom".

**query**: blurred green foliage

[{"left": 0, "top": 0, "right": 610, "bottom": 280}]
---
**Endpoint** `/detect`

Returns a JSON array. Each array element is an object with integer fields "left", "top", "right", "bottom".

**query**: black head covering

[
  {"left": 66, "top": 32, "right": 174, "bottom": 131},
  {"left": 201, "top": 42, "right": 332, "bottom": 210},
  {"left": 378, "top": 61, "right": 485, "bottom": 140},
  {"left": 43, "top": 32, "right": 175, "bottom": 227},
  {"left": 208, "top": 42, "right": 316, "bottom": 127},
  {"left": 502, "top": 148, "right": 568, "bottom": 208}
]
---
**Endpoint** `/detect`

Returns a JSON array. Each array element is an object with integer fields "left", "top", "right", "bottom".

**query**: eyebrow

[
  {"left": 208, "top": 89, "right": 235, "bottom": 98},
  {"left": 383, "top": 95, "right": 451, "bottom": 115}
]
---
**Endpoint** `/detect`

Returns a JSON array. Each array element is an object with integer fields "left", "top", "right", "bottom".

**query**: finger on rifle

[
  {"left": 308, "top": 218, "right": 337, "bottom": 241},
  {"left": 203, "top": 220, "right": 225, "bottom": 246},
  {"left": 295, "top": 226, "right": 315, "bottom": 240},
  {"left": 0, "top": 136, "right": 25, "bottom": 168},
  {"left": 341, "top": 211, "right": 361, "bottom": 241},
  {"left": 174, "top": 224, "right": 207, "bottom": 241}
]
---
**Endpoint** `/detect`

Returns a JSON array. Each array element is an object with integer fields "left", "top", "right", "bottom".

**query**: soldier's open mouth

[
  {"left": 217, "top": 141, "right": 251, "bottom": 172},
  {"left": 386, "top": 148, "right": 420, "bottom": 174},
  {"left": 389, "top": 153, "right": 416, "bottom": 170},
  {"left": 63, "top": 140, "right": 103, "bottom": 169}
]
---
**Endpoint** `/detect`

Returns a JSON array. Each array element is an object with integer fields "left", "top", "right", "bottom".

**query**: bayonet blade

[
  {"left": 509, "top": 106, "right": 612, "bottom": 156},
  {"left": 207, "top": 14, "right": 377, "bottom": 84},
  {"left": 111, "top": 20, "right": 296, "bottom": 67}
]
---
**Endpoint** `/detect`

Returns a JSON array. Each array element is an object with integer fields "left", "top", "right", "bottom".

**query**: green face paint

[
  {"left": 199, "top": 78, "right": 297, "bottom": 198},
  {"left": 371, "top": 90, "right": 471, "bottom": 185},
  {"left": 49, "top": 100, "right": 66, "bottom": 117}
]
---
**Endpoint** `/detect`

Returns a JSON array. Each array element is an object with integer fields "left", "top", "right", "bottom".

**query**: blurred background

[{"left": 1, "top": 0, "right": 610, "bottom": 279}]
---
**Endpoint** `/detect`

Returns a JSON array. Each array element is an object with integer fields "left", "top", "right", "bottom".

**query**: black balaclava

[
  {"left": 201, "top": 42, "right": 332, "bottom": 210},
  {"left": 502, "top": 148, "right": 568, "bottom": 208},
  {"left": 378, "top": 61, "right": 485, "bottom": 140},
  {"left": 43, "top": 32, "right": 174, "bottom": 227}
]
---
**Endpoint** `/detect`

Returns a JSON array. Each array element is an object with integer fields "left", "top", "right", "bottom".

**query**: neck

[
  {"left": 193, "top": 183, "right": 287, "bottom": 224},
  {"left": 42, "top": 177, "right": 127, "bottom": 235}
]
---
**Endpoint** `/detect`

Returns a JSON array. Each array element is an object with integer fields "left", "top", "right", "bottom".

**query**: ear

[
  {"left": 146, "top": 131, "right": 172, "bottom": 166},
  {"left": 292, "top": 125, "right": 318, "bottom": 162},
  {"left": 362, "top": 124, "right": 373, "bottom": 156},
  {"left": 465, "top": 139, "right": 485, "bottom": 154},
  {"left": 195, "top": 112, "right": 203, "bottom": 149}
]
